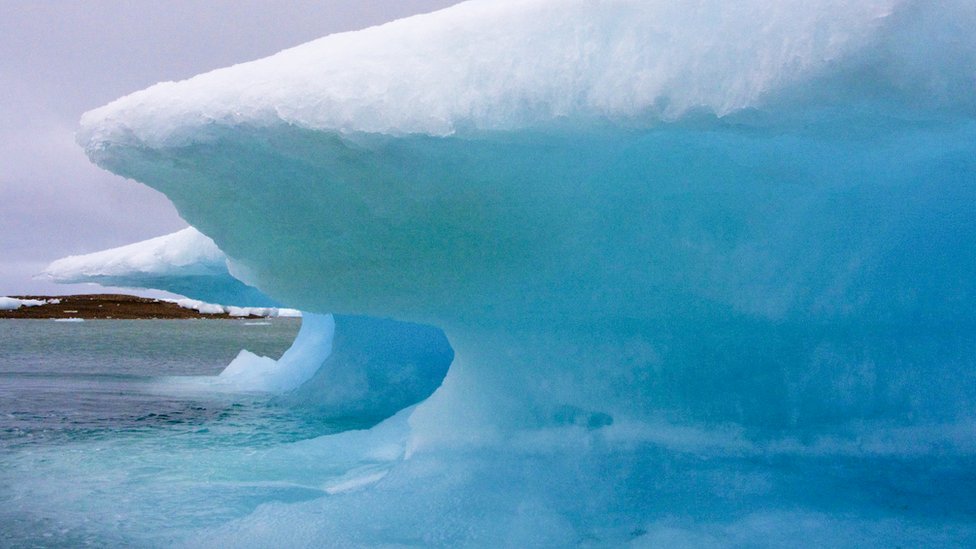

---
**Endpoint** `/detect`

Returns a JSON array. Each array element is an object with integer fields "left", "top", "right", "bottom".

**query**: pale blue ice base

[{"left": 5, "top": 407, "right": 975, "bottom": 547}]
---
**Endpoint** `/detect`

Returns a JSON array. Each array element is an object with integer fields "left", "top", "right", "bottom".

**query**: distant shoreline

[{"left": 0, "top": 294, "right": 289, "bottom": 320}]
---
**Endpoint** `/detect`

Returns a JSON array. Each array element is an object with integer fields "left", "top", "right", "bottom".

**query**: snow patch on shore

[
  {"left": 0, "top": 297, "right": 60, "bottom": 310},
  {"left": 167, "top": 298, "right": 301, "bottom": 318}
]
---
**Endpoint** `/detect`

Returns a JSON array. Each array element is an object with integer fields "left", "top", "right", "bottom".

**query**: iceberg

[{"left": 61, "top": 0, "right": 976, "bottom": 545}]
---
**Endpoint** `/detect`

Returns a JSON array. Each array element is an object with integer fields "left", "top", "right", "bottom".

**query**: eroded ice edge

[
  {"left": 44, "top": 227, "right": 451, "bottom": 413},
  {"left": 34, "top": 0, "right": 976, "bottom": 545}
]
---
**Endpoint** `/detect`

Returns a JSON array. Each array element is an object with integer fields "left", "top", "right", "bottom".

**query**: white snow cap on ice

[
  {"left": 78, "top": 0, "right": 906, "bottom": 148},
  {"left": 44, "top": 227, "right": 225, "bottom": 282}
]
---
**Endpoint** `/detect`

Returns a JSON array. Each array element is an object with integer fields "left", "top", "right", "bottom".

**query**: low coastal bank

[{"left": 0, "top": 294, "right": 280, "bottom": 320}]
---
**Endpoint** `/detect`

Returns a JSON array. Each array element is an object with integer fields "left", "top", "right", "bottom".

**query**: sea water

[
  {"left": 2, "top": 319, "right": 975, "bottom": 547},
  {"left": 0, "top": 319, "right": 313, "bottom": 547}
]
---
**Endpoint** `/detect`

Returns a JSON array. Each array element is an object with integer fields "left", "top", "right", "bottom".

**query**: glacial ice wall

[{"left": 70, "top": 0, "right": 976, "bottom": 545}]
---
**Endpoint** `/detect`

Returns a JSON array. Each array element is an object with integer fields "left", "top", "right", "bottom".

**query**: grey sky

[{"left": 0, "top": 0, "right": 459, "bottom": 296}]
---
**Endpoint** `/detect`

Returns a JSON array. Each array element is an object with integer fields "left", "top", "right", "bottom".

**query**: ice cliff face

[{"left": 70, "top": 1, "right": 976, "bottom": 545}]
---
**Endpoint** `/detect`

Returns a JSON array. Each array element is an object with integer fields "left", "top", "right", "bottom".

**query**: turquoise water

[
  {"left": 2, "top": 320, "right": 976, "bottom": 547},
  {"left": 0, "top": 319, "right": 341, "bottom": 546}
]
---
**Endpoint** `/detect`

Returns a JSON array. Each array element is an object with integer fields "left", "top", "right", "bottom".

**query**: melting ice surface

[{"left": 26, "top": 0, "right": 976, "bottom": 545}]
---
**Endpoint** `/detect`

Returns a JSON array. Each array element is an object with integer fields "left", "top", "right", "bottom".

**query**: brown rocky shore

[{"left": 0, "top": 294, "right": 272, "bottom": 320}]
